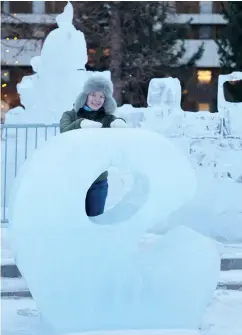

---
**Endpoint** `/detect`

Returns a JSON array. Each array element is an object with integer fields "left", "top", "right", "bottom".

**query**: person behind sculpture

[{"left": 60, "top": 76, "right": 126, "bottom": 217}]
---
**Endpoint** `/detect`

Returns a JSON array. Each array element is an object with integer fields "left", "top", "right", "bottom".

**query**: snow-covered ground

[{"left": 1, "top": 289, "right": 242, "bottom": 335}]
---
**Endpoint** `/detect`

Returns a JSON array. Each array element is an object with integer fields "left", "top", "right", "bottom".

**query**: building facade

[
  {"left": 173, "top": 1, "right": 227, "bottom": 112},
  {"left": 1, "top": 1, "right": 228, "bottom": 111}
]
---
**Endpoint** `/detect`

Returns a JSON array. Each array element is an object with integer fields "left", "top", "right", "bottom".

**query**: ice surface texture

[
  {"left": 8, "top": 128, "right": 219, "bottom": 333},
  {"left": 217, "top": 72, "right": 242, "bottom": 136}
]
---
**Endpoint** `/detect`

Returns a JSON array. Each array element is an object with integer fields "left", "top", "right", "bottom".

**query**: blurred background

[{"left": 1, "top": 1, "right": 242, "bottom": 116}]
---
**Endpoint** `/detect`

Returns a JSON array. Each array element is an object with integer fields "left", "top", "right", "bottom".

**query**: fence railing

[{"left": 1, "top": 123, "right": 60, "bottom": 224}]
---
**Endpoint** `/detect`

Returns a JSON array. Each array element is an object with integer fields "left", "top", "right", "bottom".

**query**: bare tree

[{"left": 73, "top": 1, "right": 204, "bottom": 106}]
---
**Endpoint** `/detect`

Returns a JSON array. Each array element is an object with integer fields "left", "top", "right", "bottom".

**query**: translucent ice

[
  {"left": 147, "top": 78, "right": 181, "bottom": 111},
  {"left": 8, "top": 128, "right": 219, "bottom": 333},
  {"left": 152, "top": 174, "right": 242, "bottom": 243},
  {"left": 217, "top": 72, "right": 242, "bottom": 136}
]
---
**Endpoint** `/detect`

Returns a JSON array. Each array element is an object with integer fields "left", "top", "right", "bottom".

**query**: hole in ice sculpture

[{"left": 89, "top": 169, "right": 150, "bottom": 226}]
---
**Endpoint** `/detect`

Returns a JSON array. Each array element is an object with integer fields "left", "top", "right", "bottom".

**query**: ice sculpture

[
  {"left": 145, "top": 78, "right": 183, "bottom": 135},
  {"left": 215, "top": 138, "right": 242, "bottom": 181},
  {"left": 116, "top": 104, "right": 145, "bottom": 127},
  {"left": 6, "top": 2, "right": 110, "bottom": 125},
  {"left": 183, "top": 112, "right": 221, "bottom": 138},
  {"left": 9, "top": 128, "right": 219, "bottom": 333},
  {"left": 147, "top": 78, "right": 182, "bottom": 111},
  {"left": 217, "top": 71, "right": 242, "bottom": 136}
]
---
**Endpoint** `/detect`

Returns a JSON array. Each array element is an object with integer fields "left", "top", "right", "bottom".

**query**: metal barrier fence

[{"left": 1, "top": 123, "right": 60, "bottom": 224}]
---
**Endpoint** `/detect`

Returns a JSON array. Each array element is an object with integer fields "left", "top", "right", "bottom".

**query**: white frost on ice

[{"left": 7, "top": 128, "right": 220, "bottom": 334}]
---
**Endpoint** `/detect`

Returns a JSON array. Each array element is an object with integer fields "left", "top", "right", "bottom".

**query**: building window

[
  {"left": 199, "top": 25, "right": 212, "bottom": 39},
  {"left": 9, "top": 1, "right": 33, "bottom": 13},
  {"left": 200, "top": 1, "right": 213, "bottom": 14},
  {"left": 198, "top": 103, "right": 210, "bottom": 112},
  {"left": 32, "top": 1, "right": 45, "bottom": 14},
  {"left": 175, "top": 1, "right": 200, "bottom": 14},
  {"left": 197, "top": 70, "right": 212, "bottom": 84},
  {"left": 45, "top": 1, "right": 67, "bottom": 14}
]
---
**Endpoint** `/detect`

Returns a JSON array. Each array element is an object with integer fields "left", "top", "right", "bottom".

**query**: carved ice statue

[
  {"left": 217, "top": 71, "right": 242, "bottom": 136},
  {"left": 40, "top": 2, "right": 87, "bottom": 72},
  {"left": 9, "top": 128, "right": 220, "bottom": 334},
  {"left": 6, "top": 2, "right": 110, "bottom": 125},
  {"left": 144, "top": 77, "right": 183, "bottom": 135},
  {"left": 147, "top": 77, "right": 182, "bottom": 111},
  {"left": 30, "top": 2, "right": 88, "bottom": 123}
]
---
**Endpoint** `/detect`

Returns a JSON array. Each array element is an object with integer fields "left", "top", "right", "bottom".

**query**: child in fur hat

[{"left": 60, "top": 76, "right": 126, "bottom": 217}]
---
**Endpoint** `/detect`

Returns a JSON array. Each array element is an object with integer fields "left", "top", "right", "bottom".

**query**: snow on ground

[
  {"left": 1, "top": 278, "right": 28, "bottom": 293},
  {"left": 219, "top": 270, "right": 242, "bottom": 285},
  {"left": 1, "top": 227, "right": 15, "bottom": 266},
  {"left": 1, "top": 290, "right": 242, "bottom": 335},
  {"left": 219, "top": 244, "right": 242, "bottom": 260},
  {"left": 200, "top": 290, "right": 242, "bottom": 335},
  {"left": 1, "top": 298, "right": 51, "bottom": 335}
]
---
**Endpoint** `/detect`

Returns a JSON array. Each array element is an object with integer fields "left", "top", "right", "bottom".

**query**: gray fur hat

[{"left": 74, "top": 76, "right": 117, "bottom": 114}]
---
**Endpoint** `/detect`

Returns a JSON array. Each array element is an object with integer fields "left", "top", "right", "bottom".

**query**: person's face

[{"left": 86, "top": 91, "right": 105, "bottom": 111}]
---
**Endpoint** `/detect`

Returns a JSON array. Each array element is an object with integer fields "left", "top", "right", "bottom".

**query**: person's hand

[
  {"left": 110, "top": 119, "right": 127, "bottom": 128},
  {"left": 81, "top": 119, "right": 102, "bottom": 128}
]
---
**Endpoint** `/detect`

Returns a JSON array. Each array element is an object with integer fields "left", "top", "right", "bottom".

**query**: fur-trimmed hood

[{"left": 74, "top": 76, "right": 117, "bottom": 115}]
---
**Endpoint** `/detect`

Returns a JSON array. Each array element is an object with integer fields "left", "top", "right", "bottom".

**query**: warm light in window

[
  {"left": 2, "top": 84, "right": 7, "bottom": 88},
  {"left": 183, "top": 89, "right": 188, "bottom": 95},
  {"left": 198, "top": 103, "right": 210, "bottom": 112},
  {"left": 14, "top": 37, "right": 18, "bottom": 40},
  {"left": 197, "top": 70, "right": 212, "bottom": 84}
]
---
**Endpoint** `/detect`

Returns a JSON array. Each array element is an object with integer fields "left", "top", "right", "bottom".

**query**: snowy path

[{"left": 1, "top": 290, "right": 242, "bottom": 335}]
